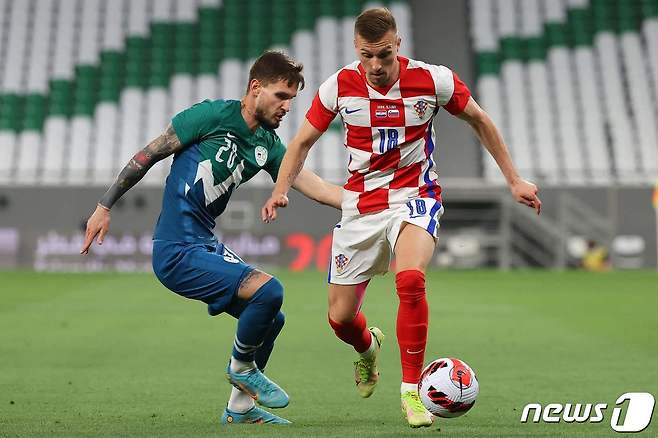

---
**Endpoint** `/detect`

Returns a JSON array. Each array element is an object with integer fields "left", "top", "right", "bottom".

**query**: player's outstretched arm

[
  {"left": 80, "top": 124, "right": 184, "bottom": 254},
  {"left": 456, "top": 97, "right": 542, "bottom": 215},
  {"left": 292, "top": 169, "right": 343, "bottom": 210},
  {"left": 262, "top": 120, "right": 323, "bottom": 222}
]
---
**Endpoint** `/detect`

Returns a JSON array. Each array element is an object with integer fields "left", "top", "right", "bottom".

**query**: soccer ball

[{"left": 418, "top": 357, "right": 479, "bottom": 418}]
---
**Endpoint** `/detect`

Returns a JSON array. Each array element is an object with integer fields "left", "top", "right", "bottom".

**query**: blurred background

[{"left": 0, "top": 0, "right": 656, "bottom": 272}]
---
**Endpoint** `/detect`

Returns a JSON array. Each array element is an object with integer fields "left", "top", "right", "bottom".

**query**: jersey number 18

[{"left": 378, "top": 128, "right": 399, "bottom": 153}]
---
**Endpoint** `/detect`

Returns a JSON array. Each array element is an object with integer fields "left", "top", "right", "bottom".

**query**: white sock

[
  {"left": 227, "top": 386, "right": 255, "bottom": 413},
  {"left": 401, "top": 382, "right": 418, "bottom": 394},
  {"left": 230, "top": 357, "right": 256, "bottom": 374},
  {"left": 359, "top": 333, "right": 376, "bottom": 359}
]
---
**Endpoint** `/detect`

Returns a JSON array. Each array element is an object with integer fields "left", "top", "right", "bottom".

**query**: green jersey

[{"left": 153, "top": 99, "right": 286, "bottom": 243}]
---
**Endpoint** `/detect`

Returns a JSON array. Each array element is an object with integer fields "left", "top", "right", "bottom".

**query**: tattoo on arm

[
  {"left": 99, "top": 124, "right": 183, "bottom": 209},
  {"left": 286, "top": 160, "right": 304, "bottom": 189}
]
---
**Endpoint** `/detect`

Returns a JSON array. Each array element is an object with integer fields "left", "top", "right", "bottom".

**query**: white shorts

[{"left": 329, "top": 198, "right": 444, "bottom": 285}]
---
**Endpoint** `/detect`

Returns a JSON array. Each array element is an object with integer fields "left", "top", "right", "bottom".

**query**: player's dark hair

[
  {"left": 355, "top": 7, "right": 397, "bottom": 42},
  {"left": 247, "top": 51, "right": 305, "bottom": 92}
]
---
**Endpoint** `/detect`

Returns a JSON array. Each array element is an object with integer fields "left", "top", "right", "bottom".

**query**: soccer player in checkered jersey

[{"left": 263, "top": 8, "right": 541, "bottom": 428}]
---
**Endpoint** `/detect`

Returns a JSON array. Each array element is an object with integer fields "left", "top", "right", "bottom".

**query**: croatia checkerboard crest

[
  {"left": 334, "top": 254, "right": 349, "bottom": 273},
  {"left": 413, "top": 100, "right": 429, "bottom": 118}
]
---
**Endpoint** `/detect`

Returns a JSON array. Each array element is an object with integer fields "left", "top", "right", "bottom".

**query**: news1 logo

[{"left": 520, "top": 392, "right": 655, "bottom": 433}]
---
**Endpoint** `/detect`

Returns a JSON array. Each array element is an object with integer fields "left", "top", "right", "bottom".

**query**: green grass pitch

[{"left": 1, "top": 270, "right": 656, "bottom": 437}]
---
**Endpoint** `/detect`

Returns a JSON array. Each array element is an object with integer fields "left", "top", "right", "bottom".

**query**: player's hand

[
  {"left": 80, "top": 204, "right": 111, "bottom": 254},
  {"left": 261, "top": 193, "right": 289, "bottom": 223},
  {"left": 510, "top": 178, "right": 541, "bottom": 215}
]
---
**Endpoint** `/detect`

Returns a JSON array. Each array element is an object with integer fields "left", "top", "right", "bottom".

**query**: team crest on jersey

[
  {"left": 334, "top": 254, "right": 349, "bottom": 274},
  {"left": 413, "top": 100, "right": 429, "bottom": 118},
  {"left": 254, "top": 146, "right": 268, "bottom": 167}
]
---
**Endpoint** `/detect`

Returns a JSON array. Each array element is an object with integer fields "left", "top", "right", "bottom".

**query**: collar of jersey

[
  {"left": 230, "top": 100, "right": 266, "bottom": 140},
  {"left": 358, "top": 56, "right": 409, "bottom": 96}
]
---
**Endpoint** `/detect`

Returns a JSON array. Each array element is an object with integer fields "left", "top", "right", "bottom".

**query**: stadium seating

[
  {"left": 0, "top": 0, "right": 413, "bottom": 186},
  {"left": 471, "top": 0, "right": 658, "bottom": 185},
  {"left": 3, "top": 0, "right": 654, "bottom": 187}
]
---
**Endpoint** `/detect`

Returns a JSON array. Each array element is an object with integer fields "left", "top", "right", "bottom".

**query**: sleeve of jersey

[
  {"left": 264, "top": 139, "right": 287, "bottom": 182},
  {"left": 442, "top": 71, "right": 471, "bottom": 115},
  {"left": 171, "top": 99, "right": 217, "bottom": 146},
  {"left": 305, "top": 75, "right": 339, "bottom": 132}
]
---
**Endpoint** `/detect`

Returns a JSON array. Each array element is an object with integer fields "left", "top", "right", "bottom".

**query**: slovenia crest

[{"left": 255, "top": 146, "right": 268, "bottom": 167}]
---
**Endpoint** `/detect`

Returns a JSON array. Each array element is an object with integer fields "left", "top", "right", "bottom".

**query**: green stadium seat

[
  {"left": 22, "top": 94, "right": 47, "bottom": 131},
  {"left": 569, "top": 8, "right": 594, "bottom": 47}
]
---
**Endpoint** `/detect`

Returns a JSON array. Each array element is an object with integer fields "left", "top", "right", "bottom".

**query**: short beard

[
  {"left": 370, "top": 74, "right": 387, "bottom": 86},
  {"left": 254, "top": 106, "right": 279, "bottom": 130}
]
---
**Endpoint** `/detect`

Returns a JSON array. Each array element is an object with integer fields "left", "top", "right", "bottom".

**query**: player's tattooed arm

[
  {"left": 262, "top": 120, "right": 324, "bottom": 222},
  {"left": 272, "top": 119, "right": 322, "bottom": 197},
  {"left": 98, "top": 124, "right": 183, "bottom": 209},
  {"left": 286, "top": 159, "right": 304, "bottom": 188},
  {"left": 82, "top": 124, "right": 183, "bottom": 254}
]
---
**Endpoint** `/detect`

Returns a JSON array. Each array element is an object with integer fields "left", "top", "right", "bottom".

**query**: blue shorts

[{"left": 152, "top": 239, "right": 254, "bottom": 316}]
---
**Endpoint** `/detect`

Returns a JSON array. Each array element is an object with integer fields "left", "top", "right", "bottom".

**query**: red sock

[
  {"left": 328, "top": 311, "right": 372, "bottom": 353},
  {"left": 396, "top": 270, "right": 429, "bottom": 384}
]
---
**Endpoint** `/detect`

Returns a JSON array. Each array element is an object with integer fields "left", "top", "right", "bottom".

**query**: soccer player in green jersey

[{"left": 81, "top": 51, "right": 342, "bottom": 425}]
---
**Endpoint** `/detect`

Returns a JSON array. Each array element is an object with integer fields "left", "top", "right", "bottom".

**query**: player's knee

[
  {"left": 328, "top": 313, "right": 341, "bottom": 328},
  {"left": 328, "top": 296, "right": 356, "bottom": 324},
  {"left": 396, "top": 270, "right": 426, "bottom": 302},
  {"left": 252, "top": 277, "right": 284, "bottom": 310},
  {"left": 328, "top": 308, "right": 358, "bottom": 325}
]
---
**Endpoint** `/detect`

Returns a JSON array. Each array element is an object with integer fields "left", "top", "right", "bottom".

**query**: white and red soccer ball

[{"left": 418, "top": 357, "right": 479, "bottom": 418}]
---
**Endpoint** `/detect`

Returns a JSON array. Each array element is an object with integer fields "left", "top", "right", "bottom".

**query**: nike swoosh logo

[
  {"left": 406, "top": 349, "right": 424, "bottom": 354},
  {"left": 345, "top": 108, "right": 360, "bottom": 114}
]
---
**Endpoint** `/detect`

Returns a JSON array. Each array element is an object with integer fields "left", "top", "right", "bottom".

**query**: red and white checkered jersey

[{"left": 306, "top": 56, "right": 471, "bottom": 216}]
